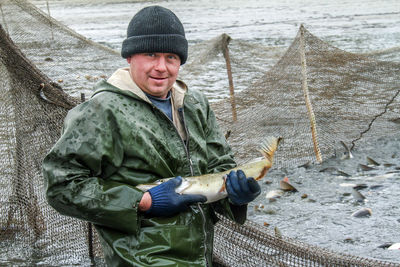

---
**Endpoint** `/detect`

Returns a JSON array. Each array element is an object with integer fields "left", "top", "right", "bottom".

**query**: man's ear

[{"left": 127, "top": 56, "right": 132, "bottom": 64}]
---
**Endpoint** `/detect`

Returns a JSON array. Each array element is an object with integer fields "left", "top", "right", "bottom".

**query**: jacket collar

[{"left": 106, "top": 67, "right": 187, "bottom": 107}]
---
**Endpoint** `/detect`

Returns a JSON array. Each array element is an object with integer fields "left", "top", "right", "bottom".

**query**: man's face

[{"left": 127, "top": 53, "right": 181, "bottom": 99}]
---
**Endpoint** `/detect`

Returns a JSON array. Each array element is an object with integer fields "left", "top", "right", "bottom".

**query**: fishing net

[
  {"left": 212, "top": 25, "right": 400, "bottom": 168},
  {"left": 1, "top": 0, "right": 399, "bottom": 266}
]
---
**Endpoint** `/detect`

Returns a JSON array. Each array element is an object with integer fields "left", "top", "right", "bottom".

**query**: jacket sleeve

[
  {"left": 203, "top": 101, "right": 248, "bottom": 224},
  {"left": 42, "top": 99, "right": 143, "bottom": 235}
]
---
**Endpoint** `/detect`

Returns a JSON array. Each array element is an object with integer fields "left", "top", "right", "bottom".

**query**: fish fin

[
  {"left": 259, "top": 136, "right": 282, "bottom": 162},
  {"left": 219, "top": 175, "right": 227, "bottom": 193},
  {"left": 255, "top": 136, "right": 281, "bottom": 180},
  {"left": 255, "top": 166, "right": 268, "bottom": 181},
  {"left": 340, "top": 141, "right": 354, "bottom": 159},
  {"left": 224, "top": 130, "right": 231, "bottom": 140},
  {"left": 136, "top": 183, "right": 158, "bottom": 192},
  {"left": 366, "top": 156, "right": 380, "bottom": 166}
]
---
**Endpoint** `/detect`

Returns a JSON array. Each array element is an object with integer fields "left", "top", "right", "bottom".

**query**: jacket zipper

[
  {"left": 152, "top": 103, "right": 209, "bottom": 266},
  {"left": 178, "top": 107, "right": 209, "bottom": 267},
  {"left": 177, "top": 107, "right": 193, "bottom": 175}
]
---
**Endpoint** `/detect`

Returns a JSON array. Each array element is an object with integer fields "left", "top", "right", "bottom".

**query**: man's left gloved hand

[{"left": 226, "top": 170, "right": 261, "bottom": 206}]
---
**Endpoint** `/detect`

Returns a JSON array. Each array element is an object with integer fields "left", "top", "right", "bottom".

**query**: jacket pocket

[{"left": 135, "top": 224, "right": 204, "bottom": 266}]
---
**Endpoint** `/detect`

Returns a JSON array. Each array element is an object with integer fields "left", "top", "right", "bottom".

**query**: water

[
  {"left": 249, "top": 134, "right": 400, "bottom": 263},
  {"left": 31, "top": 0, "right": 400, "bottom": 102},
  {"left": 29, "top": 0, "right": 400, "bottom": 264},
  {"left": 33, "top": 0, "right": 400, "bottom": 53}
]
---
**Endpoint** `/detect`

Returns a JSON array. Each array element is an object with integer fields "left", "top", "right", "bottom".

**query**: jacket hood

[{"left": 95, "top": 67, "right": 187, "bottom": 107}]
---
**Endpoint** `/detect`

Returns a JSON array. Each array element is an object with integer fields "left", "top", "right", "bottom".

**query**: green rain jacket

[{"left": 43, "top": 68, "right": 247, "bottom": 267}]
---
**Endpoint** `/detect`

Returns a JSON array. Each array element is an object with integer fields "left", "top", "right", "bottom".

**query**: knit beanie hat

[{"left": 121, "top": 6, "right": 188, "bottom": 65}]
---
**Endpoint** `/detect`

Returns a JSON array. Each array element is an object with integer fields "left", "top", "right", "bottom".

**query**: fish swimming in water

[
  {"left": 340, "top": 141, "right": 353, "bottom": 159},
  {"left": 366, "top": 156, "right": 380, "bottom": 166},
  {"left": 358, "top": 163, "right": 375, "bottom": 172},
  {"left": 279, "top": 177, "right": 298, "bottom": 192},
  {"left": 266, "top": 189, "right": 285, "bottom": 201},
  {"left": 388, "top": 243, "right": 400, "bottom": 250},
  {"left": 351, "top": 207, "right": 372, "bottom": 218},
  {"left": 137, "top": 136, "right": 281, "bottom": 203},
  {"left": 351, "top": 188, "right": 367, "bottom": 203}
]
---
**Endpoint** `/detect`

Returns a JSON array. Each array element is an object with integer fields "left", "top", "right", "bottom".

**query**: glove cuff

[{"left": 146, "top": 186, "right": 170, "bottom": 215}]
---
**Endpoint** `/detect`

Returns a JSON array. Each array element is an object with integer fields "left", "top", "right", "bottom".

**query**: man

[{"left": 43, "top": 5, "right": 260, "bottom": 266}]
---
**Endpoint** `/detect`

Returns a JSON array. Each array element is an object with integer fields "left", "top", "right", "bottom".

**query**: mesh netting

[
  {"left": 1, "top": 0, "right": 399, "bottom": 266},
  {"left": 213, "top": 214, "right": 398, "bottom": 267},
  {"left": 212, "top": 25, "right": 400, "bottom": 168}
]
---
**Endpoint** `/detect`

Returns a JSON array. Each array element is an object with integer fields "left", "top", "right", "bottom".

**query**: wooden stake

[
  {"left": 221, "top": 34, "right": 237, "bottom": 122},
  {"left": 299, "top": 25, "right": 322, "bottom": 163},
  {"left": 46, "top": 0, "right": 54, "bottom": 40}
]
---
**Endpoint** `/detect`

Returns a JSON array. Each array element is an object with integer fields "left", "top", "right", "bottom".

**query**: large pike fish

[{"left": 137, "top": 136, "right": 281, "bottom": 203}]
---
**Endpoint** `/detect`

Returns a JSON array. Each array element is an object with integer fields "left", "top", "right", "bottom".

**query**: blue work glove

[
  {"left": 147, "top": 176, "right": 207, "bottom": 217},
  {"left": 226, "top": 170, "right": 261, "bottom": 206}
]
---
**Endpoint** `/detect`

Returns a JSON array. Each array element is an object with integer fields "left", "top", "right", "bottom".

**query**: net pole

[
  {"left": 221, "top": 34, "right": 237, "bottom": 122},
  {"left": 299, "top": 25, "right": 322, "bottom": 163},
  {"left": 46, "top": 0, "right": 54, "bottom": 40},
  {"left": 0, "top": 3, "right": 9, "bottom": 35}
]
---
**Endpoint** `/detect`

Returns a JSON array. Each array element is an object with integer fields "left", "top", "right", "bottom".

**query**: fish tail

[{"left": 255, "top": 136, "right": 282, "bottom": 181}]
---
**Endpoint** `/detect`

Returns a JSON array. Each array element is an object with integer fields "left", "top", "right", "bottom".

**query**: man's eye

[
  {"left": 168, "top": 55, "right": 177, "bottom": 59},
  {"left": 146, "top": 53, "right": 155, "bottom": 57}
]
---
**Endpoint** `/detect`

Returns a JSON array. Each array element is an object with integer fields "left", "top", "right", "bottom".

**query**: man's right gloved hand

[{"left": 146, "top": 176, "right": 207, "bottom": 217}]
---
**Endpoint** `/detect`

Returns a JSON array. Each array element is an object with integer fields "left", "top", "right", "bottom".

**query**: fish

[
  {"left": 366, "top": 172, "right": 397, "bottom": 180},
  {"left": 298, "top": 161, "right": 312, "bottom": 169},
  {"left": 339, "top": 183, "right": 357, "bottom": 188},
  {"left": 383, "top": 163, "right": 395, "bottom": 168},
  {"left": 369, "top": 184, "right": 383, "bottom": 190},
  {"left": 388, "top": 243, "right": 400, "bottom": 250},
  {"left": 351, "top": 208, "right": 372, "bottom": 218},
  {"left": 366, "top": 156, "right": 380, "bottom": 166},
  {"left": 339, "top": 183, "right": 367, "bottom": 190},
  {"left": 337, "top": 170, "right": 351, "bottom": 177},
  {"left": 224, "top": 130, "right": 231, "bottom": 140},
  {"left": 389, "top": 117, "right": 400, "bottom": 124},
  {"left": 378, "top": 242, "right": 393, "bottom": 249},
  {"left": 266, "top": 189, "right": 285, "bottom": 200},
  {"left": 279, "top": 177, "right": 298, "bottom": 192},
  {"left": 357, "top": 163, "right": 375, "bottom": 172},
  {"left": 353, "top": 184, "right": 368, "bottom": 190},
  {"left": 319, "top": 167, "right": 350, "bottom": 177},
  {"left": 319, "top": 167, "right": 338, "bottom": 173},
  {"left": 351, "top": 188, "right": 367, "bottom": 203},
  {"left": 340, "top": 141, "right": 353, "bottom": 159},
  {"left": 137, "top": 136, "right": 281, "bottom": 203},
  {"left": 265, "top": 177, "right": 297, "bottom": 201}
]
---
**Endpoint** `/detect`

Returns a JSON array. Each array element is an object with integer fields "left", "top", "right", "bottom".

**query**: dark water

[{"left": 28, "top": 0, "right": 400, "bottom": 264}]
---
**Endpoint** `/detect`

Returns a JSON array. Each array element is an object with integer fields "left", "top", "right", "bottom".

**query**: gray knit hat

[{"left": 121, "top": 6, "right": 188, "bottom": 64}]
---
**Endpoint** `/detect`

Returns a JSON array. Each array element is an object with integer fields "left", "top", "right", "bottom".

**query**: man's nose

[{"left": 154, "top": 56, "right": 167, "bottom": 71}]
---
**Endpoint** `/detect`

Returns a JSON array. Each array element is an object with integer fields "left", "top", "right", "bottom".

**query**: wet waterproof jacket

[{"left": 43, "top": 68, "right": 247, "bottom": 267}]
